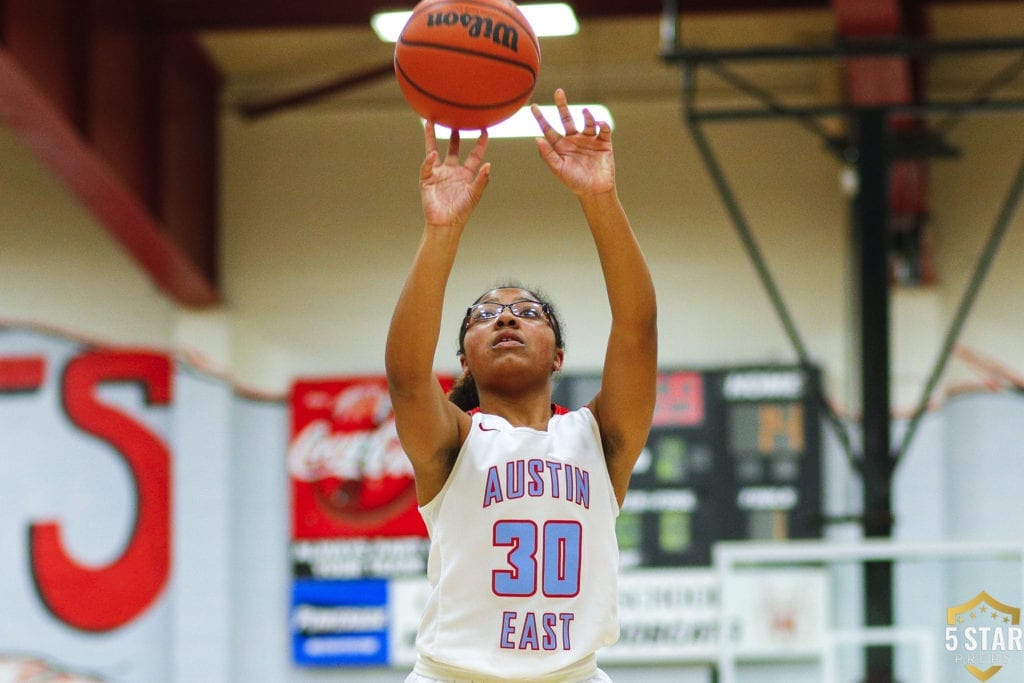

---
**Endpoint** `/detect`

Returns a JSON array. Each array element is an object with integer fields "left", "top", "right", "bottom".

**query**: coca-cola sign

[{"left": 289, "top": 377, "right": 449, "bottom": 540}]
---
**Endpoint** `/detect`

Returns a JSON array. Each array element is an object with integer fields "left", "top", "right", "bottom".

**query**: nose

[{"left": 495, "top": 307, "right": 519, "bottom": 326}]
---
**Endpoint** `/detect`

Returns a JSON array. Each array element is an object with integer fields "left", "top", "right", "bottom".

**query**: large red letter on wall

[{"left": 30, "top": 351, "right": 172, "bottom": 631}]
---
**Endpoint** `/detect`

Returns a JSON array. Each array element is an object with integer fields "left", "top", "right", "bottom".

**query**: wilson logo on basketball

[{"left": 426, "top": 11, "right": 520, "bottom": 52}]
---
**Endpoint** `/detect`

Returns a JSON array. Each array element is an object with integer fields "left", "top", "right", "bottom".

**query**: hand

[
  {"left": 419, "top": 123, "right": 491, "bottom": 229},
  {"left": 532, "top": 88, "right": 615, "bottom": 197}
]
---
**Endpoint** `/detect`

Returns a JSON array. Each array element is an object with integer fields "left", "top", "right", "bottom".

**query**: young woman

[{"left": 386, "top": 89, "right": 657, "bottom": 682}]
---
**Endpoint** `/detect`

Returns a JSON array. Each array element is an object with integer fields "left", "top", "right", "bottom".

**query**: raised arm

[
  {"left": 385, "top": 125, "right": 490, "bottom": 504},
  {"left": 532, "top": 90, "right": 658, "bottom": 506}
]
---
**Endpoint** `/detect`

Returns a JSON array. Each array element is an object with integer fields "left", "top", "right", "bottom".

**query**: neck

[{"left": 477, "top": 388, "right": 554, "bottom": 430}]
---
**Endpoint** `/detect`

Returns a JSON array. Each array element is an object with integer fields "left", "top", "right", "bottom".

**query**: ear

[
  {"left": 552, "top": 349, "right": 564, "bottom": 373},
  {"left": 459, "top": 354, "right": 469, "bottom": 373}
]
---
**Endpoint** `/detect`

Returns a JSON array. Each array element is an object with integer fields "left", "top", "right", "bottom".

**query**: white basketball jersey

[{"left": 414, "top": 407, "right": 621, "bottom": 681}]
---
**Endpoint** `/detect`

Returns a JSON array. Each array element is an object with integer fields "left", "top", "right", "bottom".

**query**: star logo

[{"left": 946, "top": 591, "right": 1022, "bottom": 681}]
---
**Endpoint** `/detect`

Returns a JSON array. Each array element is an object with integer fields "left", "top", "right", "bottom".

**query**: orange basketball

[{"left": 394, "top": 0, "right": 541, "bottom": 131}]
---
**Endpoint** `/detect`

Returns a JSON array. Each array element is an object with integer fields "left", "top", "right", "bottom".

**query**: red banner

[{"left": 289, "top": 376, "right": 450, "bottom": 540}]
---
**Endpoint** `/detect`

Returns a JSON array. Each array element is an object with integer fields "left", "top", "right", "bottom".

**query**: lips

[{"left": 491, "top": 331, "right": 525, "bottom": 348}]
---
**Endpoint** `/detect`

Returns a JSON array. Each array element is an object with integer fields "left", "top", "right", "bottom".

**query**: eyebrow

[
  {"left": 476, "top": 296, "right": 537, "bottom": 304},
  {"left": 475, "top": 292, "right": 536, "bottom": 301}
]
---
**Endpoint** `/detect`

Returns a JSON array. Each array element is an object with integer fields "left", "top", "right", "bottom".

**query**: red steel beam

[
  {"left": 832, "top": 0, "right": 933, "bottom": 284},
  {"left": 0, "top": 46, "right": 219, "bottom": 307},
  {"left": 832, "top": 0, "right": 913, "bottom": 105}
]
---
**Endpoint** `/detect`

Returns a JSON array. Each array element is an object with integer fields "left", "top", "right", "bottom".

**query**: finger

[
  {"left": 444, "top": 129, "right": 461, "bottom": 165},
  {"left": 531, "top": 103, "right": 561, "bottom": 146},
  {"left": 424, "top": 121, "right": 438, "bottom": 157},
  {"left": 420, "top": 149, "right": 439, "bottom": 181},
  {"left": 554, "top": 88, "right": 577, "bottom": 135},
  {"left": 464, "top": 130, "right": 489, "bottom": 174},
  {"left": 581, "top": 107, "right": 597, "bottom": 135},
  {"left": 535, "top": 136, "right": 559, "bottom": 170},
  {"left": 469, "top": 161, "right": 492, "bottom": 199},
  {"left": 597, "top": 120, "right": 612, "bottom": 142}
]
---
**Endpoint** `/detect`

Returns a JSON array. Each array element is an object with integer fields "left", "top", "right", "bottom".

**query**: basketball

[{"left": 394, "top": 0, "right": 541, "bottom": 131}]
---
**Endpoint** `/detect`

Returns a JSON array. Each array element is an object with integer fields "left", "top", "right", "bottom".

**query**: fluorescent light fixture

[
  {"left": 427, "top": 103, "right": 613, "bottom": 139},
  {"left": 518, "top": 3, "right": 579, "bottom": 36},
  {"left": 372, "top": 3, "right": 580, "bottom": 42}
]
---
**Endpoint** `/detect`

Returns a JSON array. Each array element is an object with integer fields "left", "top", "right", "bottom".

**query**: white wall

[
  {"left": 4, "top": 96, "right": 1022, "bottom": 405},
  {"left": 931, "top": 115, "right": 1024, "bottom": 367},
  {"left": 0, "top": 127, "right": 176, "bottom": 344},
  {"left": 217, "top": 99, "right": 853, "bottom": 396}
]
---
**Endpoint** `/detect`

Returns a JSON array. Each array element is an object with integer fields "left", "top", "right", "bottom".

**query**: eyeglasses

[{"left": 465, "top": 300, "right": 551, "bottom": 326}]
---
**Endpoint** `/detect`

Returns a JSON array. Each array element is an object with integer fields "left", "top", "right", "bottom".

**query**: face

[{"left": 459, "top": 288, "right": 564, "bottom": 386}]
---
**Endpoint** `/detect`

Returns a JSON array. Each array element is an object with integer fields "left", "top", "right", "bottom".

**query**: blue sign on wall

[{"left": 291, "top": 579, "right": 390, "bottom": 666}]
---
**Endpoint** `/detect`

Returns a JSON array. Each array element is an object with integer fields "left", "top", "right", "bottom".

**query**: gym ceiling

[{"left": 1, "top": 0, "right": 1020, "bottom": 306}]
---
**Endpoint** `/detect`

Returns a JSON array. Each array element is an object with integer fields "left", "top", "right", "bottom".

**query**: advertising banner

[{"left": 287, "top": 376, "right": 448, "bottom": 666}]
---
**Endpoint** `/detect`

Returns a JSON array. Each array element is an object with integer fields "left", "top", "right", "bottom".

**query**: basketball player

[{"left": 386, "top": 89, "right": 657, "bottom": 682}]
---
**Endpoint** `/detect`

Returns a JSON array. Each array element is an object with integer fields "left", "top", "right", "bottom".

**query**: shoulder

[
  {"left": 552, "top": 405, "right": 594, "bottom": 421},
  {"left": 549, "top": 405, "right": 601, "bottom": 441}
]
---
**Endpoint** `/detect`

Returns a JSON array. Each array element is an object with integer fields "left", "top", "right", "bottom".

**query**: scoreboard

[{"left": 553, "top": 365, "right": 822, "bottom": 567}]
